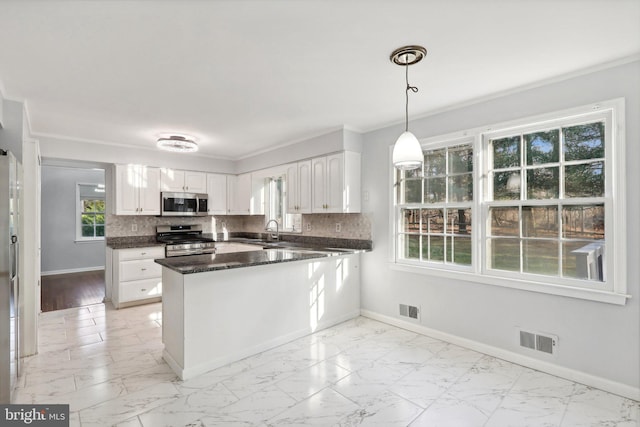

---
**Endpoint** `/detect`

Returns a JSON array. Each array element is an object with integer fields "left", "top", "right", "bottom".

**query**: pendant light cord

[{"left": 404, "top": 56, "right": 419, "bottom": 132}]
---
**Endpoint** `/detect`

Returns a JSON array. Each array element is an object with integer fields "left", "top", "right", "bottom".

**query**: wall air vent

[
  {"left": 518, "top": 328, "right": 557, "bottom": 355},
  {"left": 399, "top": 304, "right": 420, "bottom": 320}
]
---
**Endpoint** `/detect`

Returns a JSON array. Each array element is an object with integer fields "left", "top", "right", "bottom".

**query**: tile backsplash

[{"left": 106, "top": 212, "right": 371, "bottom": 240}]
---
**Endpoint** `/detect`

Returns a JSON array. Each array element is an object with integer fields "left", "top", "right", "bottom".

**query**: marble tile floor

[{"left": 14, "top": 302, "right": 639, "bottom": 427}]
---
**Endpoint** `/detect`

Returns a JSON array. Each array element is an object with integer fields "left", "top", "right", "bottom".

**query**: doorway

[{"left": 40, "top": 162, "right": 106, "bottom": 312}]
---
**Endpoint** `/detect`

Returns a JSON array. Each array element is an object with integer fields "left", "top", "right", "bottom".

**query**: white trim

[
  {"left": 41, "top": 266, "right": 105, "bottom": 276},
  {"left": 361, "top": 309, "right": 640, "bottom": 402}
]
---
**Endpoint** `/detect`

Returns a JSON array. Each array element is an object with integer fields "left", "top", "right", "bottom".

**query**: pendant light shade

[
  {"left": 393, "top": 131, "right": 423, "bottom": 170},
  {"left": 390, "top": 45, "right": 427, "bottom": 171}
]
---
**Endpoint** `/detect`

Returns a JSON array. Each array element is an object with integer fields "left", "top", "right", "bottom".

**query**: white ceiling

[{"left": 0, "top": 1, "right": 638, "bottom": 160}]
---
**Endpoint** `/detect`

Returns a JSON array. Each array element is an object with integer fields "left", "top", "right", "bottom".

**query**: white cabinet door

[
  {"left": 139, "top": 167, "right": 161, "bottom": 215},
  {"left": 206, "top": 173, "right": 228, "bottom": 215},
  {"left": 228, "top": 173, "right": 251, "bottom": 214},
  {"left": 325, "top": 154, "right": 344, "bottom": 213},
  {"left": 285, "top": 163, "right": 298, "bottom": 213},
  {"left": 311, "top": 157, "right": 327, "bottom": 212},
  {"left": 114, "top": 164, "right": 139, "bottom": 215},
  {"left": 160, "top": 168, "right": 185, "bottom": 192},
  {"left": 298, "top": 160, "right": 312, "bottom": 213},
  {"left": 184, "top": 171, "right": 207, "bottom": 193}
]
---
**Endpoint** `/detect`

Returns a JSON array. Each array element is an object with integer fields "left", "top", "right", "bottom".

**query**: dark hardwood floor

[{"left": 41, "top": 270, "right": 106, "bottom": 312}]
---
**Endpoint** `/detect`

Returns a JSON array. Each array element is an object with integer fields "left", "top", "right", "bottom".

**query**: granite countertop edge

[{"left": 155, "top": 247, "right": 366, "bottom": 275}]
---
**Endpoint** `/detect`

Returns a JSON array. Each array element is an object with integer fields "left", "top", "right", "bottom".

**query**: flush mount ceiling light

[
  {"left": 390, "top": 45, "right": 427, "bottom": 170},
  {"left": 157, "top": 135, "right": 198, "bottom": 153}
]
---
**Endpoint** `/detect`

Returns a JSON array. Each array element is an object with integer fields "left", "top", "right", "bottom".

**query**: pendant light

[{"left": 390, "top": 45, "right": 427, "bottom": 170}]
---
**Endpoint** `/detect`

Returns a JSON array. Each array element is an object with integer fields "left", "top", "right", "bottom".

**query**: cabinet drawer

[
  {"left": 119, "top": 278, "right": 162, "bottom": 303},
  {"left": 120, "top": 259, "right": 162, "bottom": 281},
  {"left": 118, "top": 246, "right": 165, "bottom": 261}
]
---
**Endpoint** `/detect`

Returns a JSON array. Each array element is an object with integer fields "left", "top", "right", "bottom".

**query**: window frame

[
  {"left": 389, "top": 99, "right": 628, "bottom": 305},
  {"left": 75, "top": 183, "right": 106, "bottom": 242}
]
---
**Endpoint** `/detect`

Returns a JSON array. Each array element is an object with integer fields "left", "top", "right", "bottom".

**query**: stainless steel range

[{"left": 156, "top": 224, "right": 216, "bottom": 257}]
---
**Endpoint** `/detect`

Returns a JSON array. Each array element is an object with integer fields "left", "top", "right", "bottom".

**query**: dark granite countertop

[
  {"left": 106, "top": 236, "right": 165, "bottom": 250},
  {"left": 155, "top": 247, "right": 361, "bottom": 274}
]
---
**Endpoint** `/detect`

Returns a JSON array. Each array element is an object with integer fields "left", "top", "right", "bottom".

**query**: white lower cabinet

[{"left": 112, "top": 246, "right": 164, "bottom": 308}]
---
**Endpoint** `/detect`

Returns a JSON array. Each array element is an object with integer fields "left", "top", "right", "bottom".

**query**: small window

[
  {"left": 265, "top": 175, "right": 302, "bottom": 233},
  {"left": 77, "top": 184, "right": 105, "bottom": 240}
]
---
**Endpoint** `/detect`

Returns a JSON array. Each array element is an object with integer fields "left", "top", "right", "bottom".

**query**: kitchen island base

[{"left": 162, "top": 253, "right": 360, "bottom": 380}]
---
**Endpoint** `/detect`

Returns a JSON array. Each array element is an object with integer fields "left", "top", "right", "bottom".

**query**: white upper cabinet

[
  {"left": 286, "top": 160, "right": 312, "bottom": 214},
  {"left": 311, "top": 152, "right": 361, "bottom": 213},
  {"left": 206, "top": 173, "right": 228, "bottom": 215},
  {"left": 113, "top": 164, "right": 161, "bottom": 215},
  {"left": 160, "top": 169, "right": 207, "bottom": 193},
  {"left": 227, "top": 173, "right": 252, "bottom": 214}
]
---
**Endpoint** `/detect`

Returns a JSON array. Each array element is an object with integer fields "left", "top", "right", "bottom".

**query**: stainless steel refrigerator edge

[{"left": 0, "top": 150, "right": 20, "bottom": 403}]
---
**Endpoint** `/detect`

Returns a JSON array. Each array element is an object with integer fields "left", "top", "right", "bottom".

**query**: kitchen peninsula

[{"left": 156, "top": 245, "right": 363, "bottom": 380}]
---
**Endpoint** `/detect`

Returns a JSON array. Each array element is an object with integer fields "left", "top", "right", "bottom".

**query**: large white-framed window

[
  {"left": 76, "top": 183, "right": 105, "bottom": 241},
  {"left": 391, "top": 99, "right": 627, "bottom": 305}
]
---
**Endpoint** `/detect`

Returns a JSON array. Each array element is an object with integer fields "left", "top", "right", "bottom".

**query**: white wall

[
  {"left": 41, "top": 165, "right": 106, "bottom": 273},
  {"left": 360, "top": 60, "right": 640, "bottom": 396}
]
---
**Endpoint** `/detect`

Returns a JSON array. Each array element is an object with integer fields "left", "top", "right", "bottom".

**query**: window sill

[
  {"left": 75, "top": 238, "right": 105, "bottom": 244},
  {"left": 389, "top": 262, "right": 630, "bottom": 306}
]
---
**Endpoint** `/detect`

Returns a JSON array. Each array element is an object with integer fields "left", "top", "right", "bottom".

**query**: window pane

[
  {"left": 490, "top": 238, "right": 520, "bottom": 271},
  {"left": 81, "top": 213, "right": 95, "bottom": 225},
  {"left": 564, "top": 122, "right": 604, "bottom": 161},
  {"left": 96, "top": 226, "right": 105, "bottom": 237},
  {"left": 400, "top": 234, "right": 420, "bottom": 260},
  {"left": 401, "top": 209, "right": 420, "bottom": 233},
  {"left": 493, "top": 171, "right": 520, "bottom": 200},
  {"left": 446, "top": 209, "right": 472, "bottom": 235},
  {"left": 522, "top": 206, "right": 558, "bottom": 238},
  {"left": 525, "top": 130, "right": 559, "bottom": 165},
  {"left": 489, "top": 207, "right": 519, "bottom": 236},
  {"left": 424, "top": 177, "right": 445, "bottom": 203},
  {"left": 421, "top": 209, "right": 444, "bottom": 233},
  {"left": 562, "top": 241, "right": 604, "bottom": 281},
  {"left": 423, "top": 235, "right": 445, "bottom": 261},
  {"left": 562, "top": 205, "right": 604, "bottom": 239},
  {"left": 95, "top": 200, "right": 105, "bottom": 212},
  {"left": 448, "top": 147, "right": 473, "bottom": 174},
  {"left": 565, "top": 162, "right": 604, "bottom": 198},
  {"left": 95, "top": 214, "right": 105, "bottom": 225},
  {"left": 523, "top": 240, "right": 558, "bottom": 276},
  {"left": 81, "top": 225, "right": 94, "bottom": 237},
  {"left": 527, "top": 167, "right": 559, "bottom": 199},
  {"left": 492, "top": 136, "right": 520, "bottom": 169},
  {"left": 448, "top": 174, "right": 473, "bottom": 202},
  {"left": 83, "top": 200, "right": 95, "bottom": 212},
  {"left": 446, "top": 236, "right": 471, "bottom": 265},
  {"left": 403, "top": 179, "right": 422, "bottom": 203},
  {"left": 424, "top": 150, "right": 446, "bottom": 176}
]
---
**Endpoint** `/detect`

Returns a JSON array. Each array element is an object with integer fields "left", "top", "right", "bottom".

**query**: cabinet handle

[
  {"left": 141, "top": 268, "right": 147, "bottom": 271},
  {"left": 141, "top": 252, "right": 147, "bottom": 255},
  {"left": 141, "top": 288, "right": 147, "bottom": 292}
]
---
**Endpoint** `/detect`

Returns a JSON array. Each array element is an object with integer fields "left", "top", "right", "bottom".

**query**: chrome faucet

[{"left": 265, "top": 219, "right": 280, "bottom": 241}]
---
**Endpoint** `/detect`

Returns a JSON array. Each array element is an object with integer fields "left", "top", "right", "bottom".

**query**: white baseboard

[
  {"left": 360, "top": 309, "right": 640, "bottom": 402},
  {"left": 41, "top": 266, "right": 105, "bottom": 276}
]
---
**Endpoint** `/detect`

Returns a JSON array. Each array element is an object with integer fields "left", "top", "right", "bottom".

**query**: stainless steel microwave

[{"left": 161, "top": 192, "right": 208, "bottom": 216}]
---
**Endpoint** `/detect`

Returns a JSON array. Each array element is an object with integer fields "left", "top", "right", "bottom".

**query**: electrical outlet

[
  {"left": 306, "top": 223, "right": 312, "bottom": 232},
  {"left": 363, "top": 190, "right": 370, "bottom": 202},
  {"left": 335, "top": 223, "right": 341, "bottom": 233},
  {"left": 131, "top": 224, "right": 137, "bottom": 232}
]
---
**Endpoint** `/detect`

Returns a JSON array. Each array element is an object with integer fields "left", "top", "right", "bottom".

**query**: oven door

[{"left": 161, "top": 192, "right": 201, "bottom": 216}]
